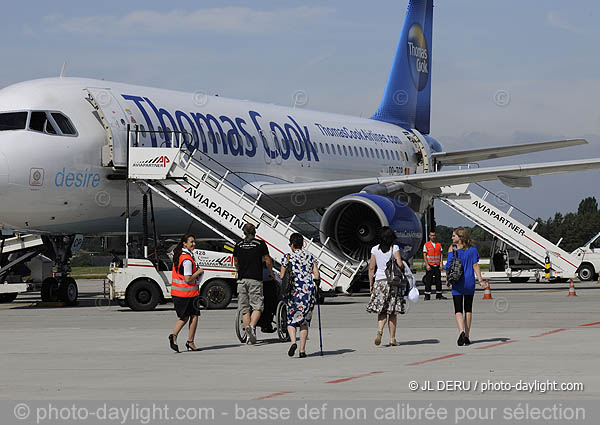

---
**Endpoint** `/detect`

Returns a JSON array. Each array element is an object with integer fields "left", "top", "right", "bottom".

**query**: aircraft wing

[
  {"left": 431, "top": 138, "right": 587, "bottom": 165},
  {"left": 258, "top": 158, "right": 600, "bottom": 212}
]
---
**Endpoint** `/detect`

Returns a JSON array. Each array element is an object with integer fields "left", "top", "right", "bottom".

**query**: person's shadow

[
  {"left": 397, "top": 339, "right": 440, "bottom": 346},
  {"left": 185, "top": 343, "right": 244, "bottom": 352},
  {"left": 469, "top": 337, "right": 510, "bottom": 345},
  {"left": 306, "top": 349, "right": 355, "bottom": 357}
]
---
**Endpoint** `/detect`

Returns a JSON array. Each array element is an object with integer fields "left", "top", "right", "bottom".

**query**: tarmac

[{"left": 0, "top": 276, "right": 599, "bottom": 401}]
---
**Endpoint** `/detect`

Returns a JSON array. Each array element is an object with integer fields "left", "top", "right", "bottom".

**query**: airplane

[{"left": 1, "top": 0, "right": 599, "bottom": 302}]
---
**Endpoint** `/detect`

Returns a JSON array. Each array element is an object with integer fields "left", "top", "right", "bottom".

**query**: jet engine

[{"left": 320, "top": 193, "right": 422, "bottom": 263}]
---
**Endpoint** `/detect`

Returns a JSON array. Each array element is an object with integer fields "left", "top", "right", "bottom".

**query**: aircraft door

[{"left": 85, "top": 88, "right": 130, "bottom": 168}]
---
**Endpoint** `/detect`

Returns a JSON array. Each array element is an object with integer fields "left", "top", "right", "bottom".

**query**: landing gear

[
  {"left": 41, "top": 277, "right": 59, "bottom": 302},
  {"left": 59, "top": 277, "right": 79, "bottom": 305},
  {"left": 42, "top": 236, "right": 79, "bottom": 305}
]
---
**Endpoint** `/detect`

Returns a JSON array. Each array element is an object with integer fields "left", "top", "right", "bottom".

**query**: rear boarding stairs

[{"left": 439, "top": 183, "right": 581, "bottom": 281}]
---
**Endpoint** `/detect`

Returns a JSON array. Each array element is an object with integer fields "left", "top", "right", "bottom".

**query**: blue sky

[{"left": 2, "top": 0, "right": 599, "bottom": 226}]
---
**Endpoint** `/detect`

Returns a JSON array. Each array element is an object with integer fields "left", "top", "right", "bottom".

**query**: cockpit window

[
  {"left": 0, "top": 112, "right": 27, "bottom": 131},
  {"left": 29, "top": 111, "right": 57, "bottom": 134},
  {"left": 51, "top": 113, "right": 77, "bottom": 135}
]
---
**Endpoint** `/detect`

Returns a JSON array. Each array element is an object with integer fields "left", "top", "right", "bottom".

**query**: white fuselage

[{"left": 0, "top": 77, "right": 428, "bottom": 236}]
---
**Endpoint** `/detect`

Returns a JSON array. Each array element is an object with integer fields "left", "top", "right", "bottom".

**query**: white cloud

[
  {"left": 44, "top": 7, "right": 335, "bottom": 37},
  {"left": 546, "top": 11, "right": 586, "bottom": 35}
]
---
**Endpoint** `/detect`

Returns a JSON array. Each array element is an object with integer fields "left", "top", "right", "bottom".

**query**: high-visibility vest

[
  {"left": 425, "top": 241, "right": 442, "bottom": 267},
  {"left": 171, "top": 252, "right": 199, "bottom": 297}
]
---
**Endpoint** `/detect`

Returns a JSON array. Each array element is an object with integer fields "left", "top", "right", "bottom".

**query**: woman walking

[
  {"left": 280, "top": 233, "right": 320, "bottom": 358},
  {"left": 168, "top": 234, "right": 204, "bottom": 353},
  {"left": 366, "top": 226, "right": 405, "bottom": 346},
  {"left": 444, "top": 227, "right": 485, "bottom": 346}
]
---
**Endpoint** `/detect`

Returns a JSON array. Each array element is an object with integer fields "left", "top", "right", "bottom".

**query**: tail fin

[{"left": 371, "top": 0, "right": 433, "bottom": 134}]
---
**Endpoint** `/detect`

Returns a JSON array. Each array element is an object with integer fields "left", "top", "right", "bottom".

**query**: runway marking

[
  {"left": 325, "top": 371, "right": 384, "bottom": 384},
  {"left": 252, "top": 391, "right": 294, "bottom": 400},
  {"left": 475, "top": 340, "right": 519, "bottom": 350},
  {"left": 530, "top": 328, "right": 568, "bottom": 338},
  {"left": 579, "top": 322, "right": 600, "bottom": 327},
  {"left": 407, "top": 353, "right": 465, "bottom": 366}
]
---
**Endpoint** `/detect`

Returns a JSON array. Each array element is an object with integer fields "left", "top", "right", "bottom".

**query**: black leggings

[{"left": 453, "top": 294, "right": 474, "bottom": 314}]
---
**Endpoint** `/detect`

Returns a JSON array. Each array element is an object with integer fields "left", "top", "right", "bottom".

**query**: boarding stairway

[
  {"left": 126, "top": 130, "right": 363, "bottom": 292},
  {"left": 439, "top": 184, "right": 580, "bottom": 279},
  {"left": 0, "top": 234, "right": 45, "bottom": 292}
]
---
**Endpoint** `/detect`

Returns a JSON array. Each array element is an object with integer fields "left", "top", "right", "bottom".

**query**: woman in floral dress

[{"left": 280, "top": 233, "right": 320, "bottom": 358}]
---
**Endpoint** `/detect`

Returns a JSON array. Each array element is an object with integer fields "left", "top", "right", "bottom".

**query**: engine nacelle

[{"left": 320, "top": 193, "right": 422, "bottom": 263}]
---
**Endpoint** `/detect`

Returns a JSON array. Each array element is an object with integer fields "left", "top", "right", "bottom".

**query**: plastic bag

[{"left": 408, "top": 286, "right": 419, "bottom": 303}]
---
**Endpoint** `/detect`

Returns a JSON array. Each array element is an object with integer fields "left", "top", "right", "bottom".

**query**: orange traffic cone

[
  {"left": 568, "top": 279, "right": 577, "bottom": 297},
  {"left": 482, "top": 281, "right": 493, "bottom": 300}
]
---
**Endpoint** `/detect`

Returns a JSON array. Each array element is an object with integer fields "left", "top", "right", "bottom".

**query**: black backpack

[{"left": 447, "top": 245, "right": 464, "bottom": 285}]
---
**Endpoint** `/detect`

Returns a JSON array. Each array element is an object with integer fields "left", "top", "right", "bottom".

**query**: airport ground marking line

[
  {"left": 579, "top": 321, "right": 600, "bottom": 327},
  {"left": 325, "top": 371, "right": 385, "bottom": 384},
  {"left": 474, "top": 340, "right": 519, "bottom": 350},
  {"left": 529, "top": 328, "right": 568, "bottom": 338},
  {"left": 252, "top": 391, "right": 295, "bottom": 400},
  {"left": 406, "top": 353, "right": 465, "bottom": 366}
]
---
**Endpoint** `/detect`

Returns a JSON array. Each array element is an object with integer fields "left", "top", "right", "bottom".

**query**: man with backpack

[{"left": 233, "top": 223, "right": 273, "bottom": 344}]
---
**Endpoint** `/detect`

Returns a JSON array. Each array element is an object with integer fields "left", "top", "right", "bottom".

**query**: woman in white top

[{"left": 366, "top": 226, "right": 405, "bottom": 346}]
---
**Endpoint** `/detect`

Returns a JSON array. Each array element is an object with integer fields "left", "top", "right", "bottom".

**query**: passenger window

[
  {"left": 326, "top": 144, "right": 330, "bottom": 154},
  {"left": 349, "top": 146, "right": 353, "bottom": 157},
  {"left": 365, "top": 148, "right": 370, "bottom": 158},
  {"left": 359, "top": 147, "right": 364, "bottom": 157},
  {"left": 0, "top": 112, "right": 27, "bottom": 131},
  {"left": 343, "top": 145, "right": 347, "bottom": 156},
  {"left": 157, "top": 126, "right": 164, "bottom": 140},
  {"left": 354, "top": 146, "right": 358, "bottom": 156},
  {"left": 375, "top": 150, "right": 380, "bottom": 159},
  {"left": 29, "top": 111, "right": 57, "bottom": 134},
  {"left": 51, "top": 112, "right": 76, "bottom": 135},
  {"left": 337, "top": 145, "right": 342, "bottom": 155},
  {"left": 319, "top": 143, "right": 324, "bottom": 153},
  {"left": 370, "top": 148, "right": 374, "bottom": 157}
]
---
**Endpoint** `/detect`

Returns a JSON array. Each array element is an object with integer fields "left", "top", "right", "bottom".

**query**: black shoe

[
  {"left": 464, "top": 336, "right": 471, "bottom": 346},
  {"left": 261, "top": 326, "right": 276, "bottom": 333},
  {"left": 168, "top": 334, "right": 179, "bottom": 353},
  {"left": 424, "top": 294, "right": 431, "bottom": 301},
  {"left": 299, "top": 352, "right": 307, "bottom": 358},
  {"left": 436, "top": 294, "right": 448, "bottom": 300},
  {"left": 288, "top": 343, "right": 297, "bottom": 357},
  {"left": 186, "top": 341, "right": 201, "bottom": 352},
  {"left": 457, "top": 331, "right": 466, "bottom": 346}
]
